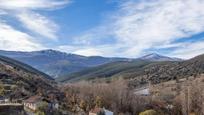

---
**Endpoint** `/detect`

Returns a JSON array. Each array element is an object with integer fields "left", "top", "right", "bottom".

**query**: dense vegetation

[
  {"left": 0, "top": 55, "right": 58, "bottom": 100},
  {"left": 57, "top": 60, "right": 151, "bottom": 82},
  {"left": 59, "top": 54, "right": 204, "bottom": 88},
  {"left": 129, "top": 54, "right": 204, "bottom": 87}
]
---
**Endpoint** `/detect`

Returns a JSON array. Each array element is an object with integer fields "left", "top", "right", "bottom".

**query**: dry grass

[{"left": 150, "top": 74, "right": 204, "bottom": 115}]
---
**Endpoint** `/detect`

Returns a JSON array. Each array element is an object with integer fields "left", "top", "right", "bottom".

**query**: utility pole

[{"left": 185, "top": 87, "right": 189, "bottom": 115}]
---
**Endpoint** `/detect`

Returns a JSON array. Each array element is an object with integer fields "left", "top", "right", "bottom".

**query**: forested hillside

[
  {"left": 0, "top": 55, "right": 57, "bottom": 99},
  {"left": 59, "top": 54, "right": 204, "bottom": 88}
]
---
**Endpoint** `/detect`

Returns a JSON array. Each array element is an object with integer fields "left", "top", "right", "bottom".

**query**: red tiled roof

[{"left": 24, "top": 95, "right": 42, "bottom": 103}]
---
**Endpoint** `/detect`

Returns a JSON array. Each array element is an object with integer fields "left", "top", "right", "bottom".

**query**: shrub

[
  {"left": 37, "top": 101, "right": 48, "bottom": 112},
  {"left": 139, "top": 110, "right": 158, "bottom": 115},
  {"left": 0, "top": 83, "right": 5, "bottom": 96},
  {"left": 35, "top": 111, "right": 45, "bottom": 115}
]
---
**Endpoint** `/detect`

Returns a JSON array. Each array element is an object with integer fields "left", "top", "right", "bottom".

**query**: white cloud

[
  {"left": 3, "top": 0, "right": 70, "bottom": 40},
  {"left": 169, "top": 41, "right": 204, "bottom": 59},
  {"left": 114, "top": 0, "right": 204, "bottom": 57},
  {"left": 73, "top": 48, "right": 103, "bottom": 56},
  {"left": 0, "top": 10, "right": 7, "bottom": 15},
  {"left": 57, "top": 44, "right": 124, "bottom": 57},
  {"left": 0, "top": 0, "right": 69, "bottom": 10},
  {"left": 74, "top": 0, "right": 204, "bottom": 58},
  {"left": 0, "top": 0, "right": 70, "bottom": 51},
  {"left": 0, "top": 22, "right": 44, "bottom": 51},
  {"left": 57, "top": 45, "right": 106, "bottom": 56},
  {"left": 17, "top": 11, "right": 59, "bottom": 40},
  {"left": 153, "top": 43, "right": 184, "bottom": 49}
]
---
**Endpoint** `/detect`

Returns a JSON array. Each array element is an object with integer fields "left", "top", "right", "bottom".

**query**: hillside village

[
  {"left": 0, "top": 55, "right": 116, "bottom": 115},
  {"left": 0, "top": 50, "right": 204, "bottom": 115}
]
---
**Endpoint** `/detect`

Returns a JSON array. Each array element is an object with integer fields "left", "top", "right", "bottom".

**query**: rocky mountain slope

[
  {"left": 129, "top": 54, "right": 204, "bottom": 86},
  {"left": 0, "top": 55, "right": 57, "bottom": 99},
  {"left": 59, "top": 54, "right": 203, "bottom": 87}
]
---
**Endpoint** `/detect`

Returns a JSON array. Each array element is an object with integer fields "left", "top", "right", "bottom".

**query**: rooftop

[{"left": 24, "top": 95, "right": 42, "bottom": 103}]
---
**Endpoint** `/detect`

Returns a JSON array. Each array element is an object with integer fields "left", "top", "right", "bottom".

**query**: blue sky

[{"left": 1, "top": 0, "right": 204, "bottom": 59}]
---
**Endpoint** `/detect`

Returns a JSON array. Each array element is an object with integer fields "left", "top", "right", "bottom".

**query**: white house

[
  {"left": 89, "top": 107, "right": 113, "bottom": 115},
  {"left": 24, "top": 95, "right": 42, "bottom": 111},
  {"left": 24, "top": 95, "right": 59, "bottom": 111}
]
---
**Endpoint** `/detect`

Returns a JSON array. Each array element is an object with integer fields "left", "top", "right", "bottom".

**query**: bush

[
  {"left": 62, "top": 80, "right": 149, "bottom": 114},
  {"left": 0, "top": 83, "right": 5, "bottom": 96},
  {"left": 139, "top": 110, "right": 158, "bottom": 115},
  {"left": 37, "top": 101, "right": 48, "bottom": 112},
  {"left": 35, "top": 111, "right": 45, "bottom": 115}
]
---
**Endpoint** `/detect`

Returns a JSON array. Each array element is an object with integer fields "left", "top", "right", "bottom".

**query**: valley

[{"left": 0, "top": 50, "right": 204, "bottom": 115}]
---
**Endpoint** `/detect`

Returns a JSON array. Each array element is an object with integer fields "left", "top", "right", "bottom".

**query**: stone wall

[{"left": 0, "top": 105, "right": 26, "bottom": 115}]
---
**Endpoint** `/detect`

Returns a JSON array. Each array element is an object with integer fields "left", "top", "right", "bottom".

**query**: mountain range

[
  {"left": 0, "top": 50, "right": 181, "bottom": 78},
  {"left": 58, "top": 53, "right": 204, "bottom": 88},
  {"left": 1, "top": 49, "right": 204, "bottom": 89},
  {"left": 0, "top": 50, "right": 129, "bottom": 78}
]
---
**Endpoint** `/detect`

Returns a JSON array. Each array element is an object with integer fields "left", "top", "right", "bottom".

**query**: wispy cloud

[
  {"left": 0, "top": 0, "right": 69, "bottom": 10},
  {"left": 169, "top": 40, "right": 204, "bottom": 59},
  {"left": 0, "top": 21, "right": 44, "bottom": 51},
  {"left": 69, "top": 0, "right": 204, "bottom": 58},
  {"left": 0, "top": 0, "right": 70, "bottom": 51},
  {"left": 17, "top": 11, "right": 59, "bottom": 40}
]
